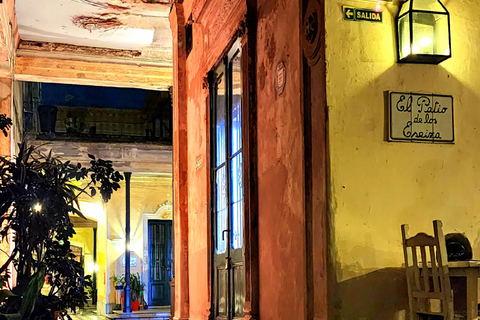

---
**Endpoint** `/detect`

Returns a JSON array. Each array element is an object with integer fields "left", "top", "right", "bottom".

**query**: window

[{"left": 212, "top": 41, "right": 243, "bottom": 254}]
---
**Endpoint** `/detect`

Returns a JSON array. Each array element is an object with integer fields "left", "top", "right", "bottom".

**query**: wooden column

[
  {"left": 169, "top": 3, "right": 189, "bottom": 320},
  {"left": 242, "top": 2, "right": 259, "bottom": 319},
  {"left": 302, "top": 0, "right": 328, "bottom": 319}
]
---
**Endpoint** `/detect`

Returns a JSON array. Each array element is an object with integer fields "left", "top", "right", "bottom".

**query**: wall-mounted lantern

[{"left": 397, "top": 0, "right": 451, "bottom": 64}]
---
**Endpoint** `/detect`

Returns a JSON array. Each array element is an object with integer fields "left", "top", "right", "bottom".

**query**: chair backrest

[{"left": 401, "top": 220, "right": 453, "bottom": 320}]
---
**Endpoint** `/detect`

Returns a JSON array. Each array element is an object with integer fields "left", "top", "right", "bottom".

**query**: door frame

[
  {"left": 142, "top": 202, "right": 173, "bottom": 306},
  {"left": 208, "top": 16, "right": 259, "bottom": 320}
]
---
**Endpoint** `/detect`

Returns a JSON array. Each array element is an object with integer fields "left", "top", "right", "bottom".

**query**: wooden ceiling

[{"left": 0, "top": 0, "right": 173, "bottom": 89}]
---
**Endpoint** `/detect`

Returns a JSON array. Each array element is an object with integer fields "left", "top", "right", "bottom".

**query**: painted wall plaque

[
  {"left": 275, "top": 61, "right": 286, "bottom": 96},
  {"left": 389, "top": 92, "right": 454, "bottom": 143},
  {"left": 196, "top": 156, "right": 203, "bottom": 170},
  {"left": 122, "top": 256, "right": 137, "bottom": 267}
]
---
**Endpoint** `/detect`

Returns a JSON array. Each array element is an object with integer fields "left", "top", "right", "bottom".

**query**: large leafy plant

[{"left": 0, "top": 117, "right": 123, "bottom": 319}]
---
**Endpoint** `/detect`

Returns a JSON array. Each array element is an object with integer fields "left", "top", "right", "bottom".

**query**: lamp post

[
  {"left": 124, "top": 172, "right": 132, "bottom": 313},
  {"left": 397, "top": 0, "right": 451, "bottom": 64}
]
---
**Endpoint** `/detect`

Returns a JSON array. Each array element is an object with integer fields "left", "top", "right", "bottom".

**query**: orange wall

[
  {"left": 256, "top": 1, "right": 306, "bottom": 318},
  {"left": 173, "top": 0, "right": 248, "bottom": 318},
  {"left": 171, "top": 0, "right": 309, "bottom": 319},
  {"left": 0, "top": 78, "right": 11, "bottom": 156}
]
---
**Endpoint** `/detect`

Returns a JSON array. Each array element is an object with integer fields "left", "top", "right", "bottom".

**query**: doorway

[
  {"left": 148, "top": 219, "right": 173, "bottom": 306},
  {"left": 210, "top": 39, "right": 245, "bottom": 320},
  {"left": 70, "top": 216, "right": 98, "bottom": 308}
]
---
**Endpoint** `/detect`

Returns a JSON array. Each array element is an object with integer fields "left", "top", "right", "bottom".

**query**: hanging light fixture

[{"left": 397, "top": 0, "right": 451, "bottom": 64}]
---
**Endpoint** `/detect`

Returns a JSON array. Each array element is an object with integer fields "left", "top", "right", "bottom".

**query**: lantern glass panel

[
  {"left": 399, "top": 0, "right": 410, "bottom": 16},
  {"left": 412, "top": 12, "right": 449, "bottom": 56},
  {"left": 398, "top": 14, "right": 411, "bottom": 60},
  {"left": 412, "top": 0, "right": 447, "bottom": 12}
]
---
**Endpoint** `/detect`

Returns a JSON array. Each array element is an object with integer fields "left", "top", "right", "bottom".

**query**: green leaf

[
  {"left": 19, "top": 268, "right": 45, "bottom": 317},
  {"left": 0, "top": 289, "right": 14, "bottom": 303}
]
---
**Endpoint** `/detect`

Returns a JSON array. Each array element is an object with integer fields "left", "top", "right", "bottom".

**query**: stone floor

[
  {"left": 69, "top": 307, "right": 170, "bottom": 320},
  {"left": 70, "top": 309, "right": 104, "bottom": 320}
]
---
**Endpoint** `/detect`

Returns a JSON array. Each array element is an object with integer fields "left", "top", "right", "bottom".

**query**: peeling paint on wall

[{"left": 73, "top": 15, "right": 123, "bottom": 31}]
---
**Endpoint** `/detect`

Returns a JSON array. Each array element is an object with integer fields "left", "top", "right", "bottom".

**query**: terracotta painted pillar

[
  {"left": 0, "top": 78, "right": 12, "bottom": 289},
  {"left": 169, "top": 3, "right": 189, "bottom": 320},
  {"left": 0, "top": 78, "right": 12, "bottom": 157}
]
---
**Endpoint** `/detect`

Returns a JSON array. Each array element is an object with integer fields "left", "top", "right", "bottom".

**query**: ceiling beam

[
  {"left": 17, "top": 48, "right": 172, "bottom": 68},
  {"left": 18, "top": 40, "right": 143, "bottom": 59},
  {"left": 32, "top": 140, "right": 173, "bottom": 174},
  {"left": 14, "top": 55, "right": 172, "bottom": 90},
  {"left": 0, "top": 0, "right": 19, "bottom": 78}
]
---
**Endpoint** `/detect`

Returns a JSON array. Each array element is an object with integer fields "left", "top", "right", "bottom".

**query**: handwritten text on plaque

[{"left": 389, "top": 92, "right": 454, "bottom": 143}]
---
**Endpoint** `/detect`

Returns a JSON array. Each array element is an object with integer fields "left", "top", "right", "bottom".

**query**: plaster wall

[
  {"left": 104, "top": 175, "right": 172, "bottom": 310},
  {"left": 0, "top": 78, "right": 10, "bottom": 272},
  {"left": 71, "top": 228, "right": 94, "bottom": 271},
  {"left": 0, "top": 0, "right": 19, "bottom": 77},
  {"left": 71, "top": 228, "right": 94, "bottom": 258},
  {"left": 11, "top": 81, "right": 22, "bottom": 155},
  {"left": 172, "top": 0, "right": 308, "bottom": 318},
  {"left": 77, "top": 201, "right": 108, "bottom": 314},
  {"left": 172, "top": 0, "right": 248, "bottom": 318},
  {"left": 325, "top": 0, "right": 480, "bottom": 319},
  {"left": 0, "top": 78, "right": 11, "bottom": 156},
  {"left": 256, "top": 0, "right": 306, "bottom": 319}
]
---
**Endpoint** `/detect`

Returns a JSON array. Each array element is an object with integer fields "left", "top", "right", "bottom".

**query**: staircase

[{"left": 106, "top": 307, "right": 170, "bottom": 320}]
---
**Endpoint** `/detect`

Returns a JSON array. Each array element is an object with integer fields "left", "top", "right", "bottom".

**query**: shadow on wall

[
  {"left": 334, "top": 267, "right": 408, "bottom": 320},
  {"left": 114, "top": 251, "right": 144, "bottom": 280},
  {"left": 329, "top": 63, "right": 480, "bottom": 320}
]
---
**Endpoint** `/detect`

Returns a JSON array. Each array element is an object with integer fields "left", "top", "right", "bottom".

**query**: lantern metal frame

[{"left": 396, "top": 0, "right": 451, "bottom": 64}]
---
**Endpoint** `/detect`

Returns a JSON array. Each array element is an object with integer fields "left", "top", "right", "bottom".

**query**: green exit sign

[{"left": 343, "top": 6, "right": 383, "bottom": 23}]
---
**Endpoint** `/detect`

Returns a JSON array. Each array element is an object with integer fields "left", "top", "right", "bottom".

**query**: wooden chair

[{"left": 402, "top": 220, "right": 454, "bottom": 320}]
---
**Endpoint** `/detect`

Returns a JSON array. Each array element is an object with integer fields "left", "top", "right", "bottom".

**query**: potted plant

[
  {"left": 129, "top": 273, "right": 145, "bottom": 311},
  {"left": 110, "top": 274, "right": 125, "bottom": 290},
  {"left": 0, "top": 115, "right": 124, "bottom": 319},
  {"left": 110, "top": 274, "right": 124, "bottom": 310}
]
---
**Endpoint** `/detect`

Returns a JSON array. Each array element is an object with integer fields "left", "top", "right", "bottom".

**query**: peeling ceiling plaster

[{"left": 16, "top": 0, "right": 171, "bottom": 51}]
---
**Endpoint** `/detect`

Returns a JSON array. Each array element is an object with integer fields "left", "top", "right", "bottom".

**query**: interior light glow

[
  {"left": 444, "top": 48, "right": 451, "bottom": 55},
  {"left": 86, "top": 261, "right": 94, "bottom": 274},
  {"left": 412, "top": 44, "right": 420, "bottom": 54},
  {"left": 419, "top": 36, "right": 433, "bottom": 47},
  {"left": 33, "top": 203, "right": 42, "bottom": 212}
]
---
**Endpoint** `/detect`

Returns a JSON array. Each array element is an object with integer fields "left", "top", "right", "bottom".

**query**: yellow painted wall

[
  {"left": 326, "top": 0, "right": 480, "bottom": 319},
  {"left": 104, "top": 175, "right": 172, "bottom": 310},
  {"left": 77, "top": 201, "right": 107, "bottom": 314},
  {"left": 71, "top": 228, "right": 94, "bottom": 273}
]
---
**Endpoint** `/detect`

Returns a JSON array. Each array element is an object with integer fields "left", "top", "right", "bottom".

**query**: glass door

[{"left": 211, "top": 39, "right": 245, "bottom": 320}]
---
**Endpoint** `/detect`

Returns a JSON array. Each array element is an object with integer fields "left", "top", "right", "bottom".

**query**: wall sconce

[{"left": 397, "top": 0, "right": 451, "bottom": 64}]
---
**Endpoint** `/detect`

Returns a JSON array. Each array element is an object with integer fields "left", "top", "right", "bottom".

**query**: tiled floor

[
  {"left": 69, "top": 307, "right": 170, "bottom": 320},
  {"left": 70, "top": 309, "right": 105, "bottom": 320}
]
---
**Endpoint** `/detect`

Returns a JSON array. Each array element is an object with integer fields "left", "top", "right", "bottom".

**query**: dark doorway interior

[{"left": 148, "top": 219, "right": 172, "bottom": 306}]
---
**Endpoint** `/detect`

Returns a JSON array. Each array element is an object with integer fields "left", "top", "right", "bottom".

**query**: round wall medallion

[
  {"left": 275, "top": 61, "right": 286, "bottom": 96},
  {"left": 303, "top": 0, "right": 322, "bottom": 66}
]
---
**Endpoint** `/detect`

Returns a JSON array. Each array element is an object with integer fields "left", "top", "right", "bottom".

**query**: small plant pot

[{"left": 131, "top": 301, "right": 139, "bottom": 311}]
